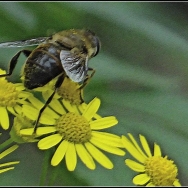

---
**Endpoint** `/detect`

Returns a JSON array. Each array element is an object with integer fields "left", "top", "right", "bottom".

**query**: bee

[{"left": 0, "top": 29, "right": 101, "bottom": 133}]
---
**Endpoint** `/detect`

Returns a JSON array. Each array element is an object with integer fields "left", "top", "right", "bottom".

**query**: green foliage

[{"left": 0, "top": 2, "right": 188, "bottom": 186}]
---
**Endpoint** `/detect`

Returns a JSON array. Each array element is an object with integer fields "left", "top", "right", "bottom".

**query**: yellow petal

[
  {"left": 90, "top": 116, "right": 118, "bottom": 130},
  {"left": 75, "top": 144, "right": 95, "bottom": 170},
  {"left": 92, "top": 131, "right": 124, "bottom": 147},
  {"left": 51, "top": 140, "right": 69, "bottom": 166},
  {"left": 125, "top": 159, "right": 145, "bottom": 172},
  {"left": 7, "top": 106, "right": 17, "bottom": 116},
  {"left": 42, "top": 90, "right": 53, "bottom": 100},
  {"left": 14, "top": 105, "right": 22, "bottom": 114},
  {"left": 146, "top": 182, "right": 155, "bottom": 186},
  {"left": 79, "top": 104, "right": 102, "bottom": 120},
  {"left": 42, "top": 87, "right": 59, "bottom": 100},
  {"left": 0, "top": 145, "right": 19, "bottom": 159},
  {"left": 90, "top": 137, "right": 125, "bottom": 156},
  {"left": 85, "top": 142, "right": 113, "bottom": 169},
  {"left": 0, "top": 107, "right": 9, "bottom": 130},
  {"left": 0, "top": 161, "right": 20, "bottom": 168},
  {"left": 153, "top": 143, "right": 161, "bottom": 157},
  {"left": 122, "top": 135, "right": 146, "bottom": 163},
  {"left": 22, "top": 105, "right": 55, "bottom": 124},
  {"left": 28, "top": 95, "right": 45, "bottom": 109},
  {"left": 139, "top": 134, "right": 152, "bottom": 157},
  {"left": 14, "top": 83, "right": 25, "bottom": 91},
  {"left": 173, "top": 179, "right": 181, "bottom": 186},
  {"left": 82, "top": 98, "right": 100, "bottom": 121},
  {"left": 133, "top": 174, "right": 150, "bottom": 185},
  {"left": 93, "top": 113, "right": 102, "bottom": 120},
  {"left": 36, "top": 127, "right": 56, "bottom": 135},
  {"left": 38, "top": 134, "right": 62, "bottom": 149},
  {"left": 0, "top": 167, "right": 14, "bottom": 174},
  {"left": 17, "top": 91, "right": 31, "bottom": 99},
  {"left": 20, "top": 127, "right": 56, "bottom": 136},
  {"left": 28, "top": 96, "right": 60, "bottom": 119},
  {"left": 43, "top": 107, "right": 59, "bottom": 119},
  {"left": 62, "top": 99, "right": 80, "bottom": 114},
  {"left": 49, "top": 99, "right": 66, "bottom": 115},
  {"left": 127, "top": 134, "right": 148, "bottom": 158},
  {"left": 22, "top": 105, "right": 40, "bottom": 121},
  {"left": 20, "top": 128, "right": 35, "bottom": 135},
  {"left": 65, "top": 142, "right": 77, "bottom": 171}
]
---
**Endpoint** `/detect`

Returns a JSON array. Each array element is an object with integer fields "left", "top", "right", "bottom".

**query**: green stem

[
  {"left": 0, "top": 138, "right": 14, "bottom": 151},
  {"left": 48, "top": 166, "right": 59, "bottom": 186},
  {"left": 39, "top": 150, "right": 51, "bottom": 186}
]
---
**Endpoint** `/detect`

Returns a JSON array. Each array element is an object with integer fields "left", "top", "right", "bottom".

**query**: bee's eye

[{"left": 93, "top": 36, "right": 101, "bottom": 57}]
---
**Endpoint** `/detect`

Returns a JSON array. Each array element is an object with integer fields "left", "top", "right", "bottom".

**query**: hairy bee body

[
  {"left": 22, "top": 29, "right": 100, "bottom": 89},
  {"left": 24, "top": 43, "right": 63, "bottom": 89}
]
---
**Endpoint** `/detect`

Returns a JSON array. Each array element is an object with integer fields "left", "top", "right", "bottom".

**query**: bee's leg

[
  {"left": 0, "top": 50, "right": 31, "bottom": 77},
  {"left": 33, "top": 74, "right": 65, "bottom": 134},
  {"left": 80, "top": 68, "right": 96, "bottom": 89}
]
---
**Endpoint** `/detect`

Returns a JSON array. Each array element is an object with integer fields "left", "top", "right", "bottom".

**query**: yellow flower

[
  {"left": 0, "top": 140, "right": 19, "bottom": 174},
  {"left": 33, "top": 76, "right": 84, "bottom": 105},
  {"left": 20, "top": 97, "right": 125, "bottom": 171},
  {"left": 34, "top": 71, "right": 95, "bottom": 106},
  {"left": 10, "top": 115, "right": 39, "bottom": 143},
  {"left": 121, "top": 133, "right": 181, "bottom": 186},
  {"left": 0, "top": 69, "right": 32, "bottom": 130}
]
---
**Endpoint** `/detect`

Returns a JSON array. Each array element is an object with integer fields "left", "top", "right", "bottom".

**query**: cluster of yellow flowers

[{"left": 0, "top": 68, "right": 181, "bottom": 186}]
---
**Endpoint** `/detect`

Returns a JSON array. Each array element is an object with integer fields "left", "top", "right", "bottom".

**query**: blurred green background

[{"left": 0, "top": 2, "right": 188, "bottom": 186}]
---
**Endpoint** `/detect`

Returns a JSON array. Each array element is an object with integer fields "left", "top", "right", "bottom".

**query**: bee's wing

[
  {"left": 60, "top": 50, "right": 88, "bottom": 83},
  {"left": 0, "top": 37, "right": 49, "bottom": 48}
]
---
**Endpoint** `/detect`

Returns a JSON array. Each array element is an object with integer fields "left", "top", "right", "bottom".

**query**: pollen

[
  {"left": 57, "top": 79, "right": 83, "bottom": 105},
  {"left": 0, "top": 80, "right": 20, "bottom": 107},
  {"left": 145, "top": 156, "right": 178, "bottom": 186},
  {"left": 56, "top": 112, "right": 91, "bottom": 143}
]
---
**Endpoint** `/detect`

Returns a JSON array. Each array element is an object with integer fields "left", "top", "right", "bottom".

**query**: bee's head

[{"left": 84, "top": 29, "right": 101, "bottom": 58}]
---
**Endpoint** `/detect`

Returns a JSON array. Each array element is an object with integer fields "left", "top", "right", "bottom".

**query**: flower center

[
  {"left": 0, "top": 80, "right": 20, "bottom": 107},
  {"left": 57, "top": 78, "right": 83, "bottom": 105},
  {"left": 56, "top": 112, "right": 91, "bottom": 143},
  {"left": 145, "top": 156, "right": 178, "bottom": 186}
]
